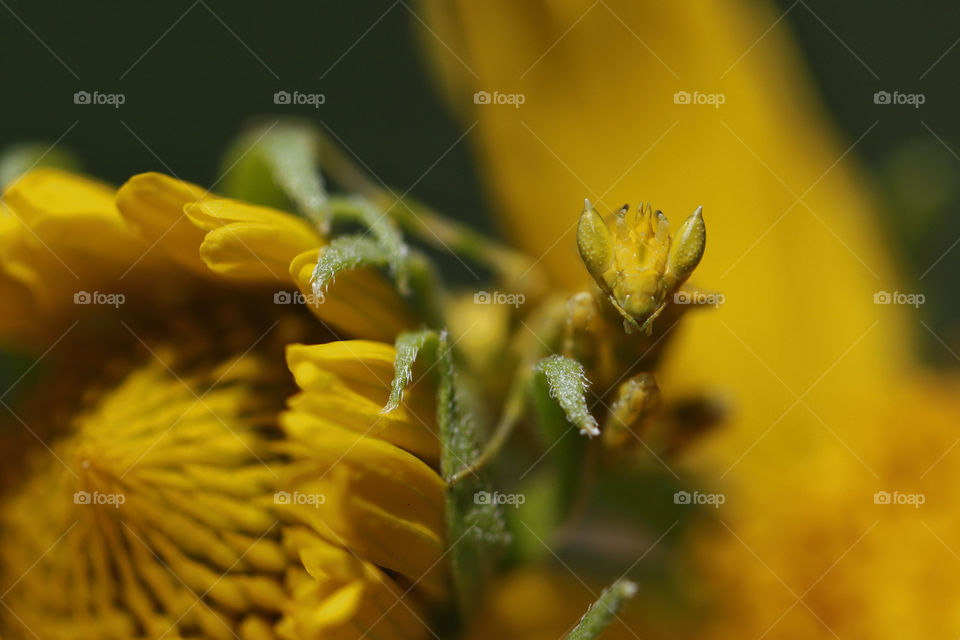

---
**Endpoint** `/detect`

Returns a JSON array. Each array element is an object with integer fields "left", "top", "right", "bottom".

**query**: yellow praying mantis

[{"left": 448, "top": 198, "right": 713, "bottom": 481}]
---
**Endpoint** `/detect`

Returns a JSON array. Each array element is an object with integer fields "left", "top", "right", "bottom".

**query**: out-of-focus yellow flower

[
  {"left": 420, "top": 0, "right": 960, "bottom": 637},
  {"left": 0, "top": 169, "right": 444, "bottom": 639}
]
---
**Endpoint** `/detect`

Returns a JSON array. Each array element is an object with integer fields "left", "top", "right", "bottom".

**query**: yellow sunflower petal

[
  {"left": 185, "top": 199, "right": 322, "bottom": 283},
  {"left": 286, "top": 341, "right": 438, "bottom": 461},
  {"left": 115, "top": 171, "right": 212, "bottom": 273},
  {"left": 0, "top": 215, "right": 37, "bottom": 338},
  {"left": 116, "top": 172, "right": 413, "bottom": 341},
  {"left": 289, "top": 248, "right": 415, "bottom": 342},
  {"left": 280, "top": 528, "right": 432, "bottom": 640},
  {"left": 276, "top": 411, "right": 447, "bottom": 600},
  {"left": 275, "top": 340, "right": 446, "bottom": 600},
  {"left": 1, "top": 169, "right": 140, "bottom": 300},
  {"left": 0, "top": 168, "right": 166, "bottom": 342}
]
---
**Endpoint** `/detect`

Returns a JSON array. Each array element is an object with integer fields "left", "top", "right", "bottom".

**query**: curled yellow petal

[
  {"left": 286, "top": 341, "right": 438, "bottom": 461},
  {"left": 289, "top": 248, "right": 414, "bottom": 342},
  {"left": 185, "top": 199, "right": 322, "bottom": 283},
  {"left": 115, "top": 171, "right": 211, "bottom": 273}
]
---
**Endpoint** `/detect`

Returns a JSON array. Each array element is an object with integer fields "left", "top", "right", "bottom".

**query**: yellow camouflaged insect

[
  {"left": 558, "top": 199, "right": 713, "bottom": 448},
  {"left": 577, "top": 199, "right": 706, "bottom": 334},
  {"left": 450, "top": 199, "right": 716, "bottom": 480}
]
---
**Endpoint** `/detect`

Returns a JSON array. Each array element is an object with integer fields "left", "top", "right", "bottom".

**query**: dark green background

[{"left": 0, "top": 0, "right": 957, "bottom": 362}]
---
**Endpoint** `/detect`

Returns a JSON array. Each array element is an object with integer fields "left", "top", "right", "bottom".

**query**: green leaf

[
  {"left": 564, "top": 579, "right": 639, "bottom": 640},
  {"left": 0, "top": 143, "right": 80, "bottom": 189},
  {"left": 310, "top": 235, "right": 391, "bottom": 295},
  {"left": 434, "top": 330, "right": 510, "bottom": 618},
  {"left": 219, "top": 122, "right": 331, "bottom": 231},
  {"left": 328, "top": 195, "right": 410, "bottom": 293},
  {"left": 386, "top": 330, "right": 509, "bottom": 620},
  {"left": 310, "top": 236, "right": 442, "bottom": 328},
  {"left": 534, "top": 355, "right": 599, "bottom": 437},
  {"left": 382, "top": 329, "right": 436, "bottom": 414}
]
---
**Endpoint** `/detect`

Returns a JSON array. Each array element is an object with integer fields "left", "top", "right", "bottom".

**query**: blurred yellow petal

[
  {"left": 0, "top": 169, "right": 168, "bottom": 343},
  {"left": 420, "top": 0, "right": 909, "bottom": 399},
  {"left": 115, "top": 171, "right": 212, "bottom": 273},
  {"left": 1, "top": 169, "right": 137, "bottom": 302},
  {"left": 281, "top": 528, "right": 431, "bottom": 640},
  {"left": 0, "top": 214, "right": 37, "bottom": 338}
]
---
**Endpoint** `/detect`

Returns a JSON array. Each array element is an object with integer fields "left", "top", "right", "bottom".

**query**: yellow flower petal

[
  {"left": 115, "top": 172, "right": 413, "bottom": 341},
  {"left": 280, "top": 528, "right": 432, "bottom": 640},
  {"left": 185, "top": 198, "right": 322, "bottom": 282},
  {"left": 277, "top": 340, "right": 446, "bottom": 600},
  {"left": 276, "top": 418, "right": 447, "bottom": 598},
  {"left": 0, "top": 169, "right": 139, "bottom": 303},
  {"left": 289, "top": 248, "right": 415, "bottom": 342},
  {"left": 286, "top": 341, "right": 438, "bottom": 462},
  {"left": 115, "top": 171, "right": 212, "bottom": 273},
  {"left": 0, "top": 215, "right": 37, "bottom": 339},
  {"left": 0, "top": 169, "right": 169, "bottom": 342}
]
